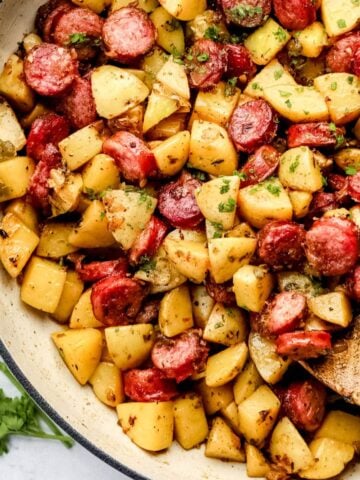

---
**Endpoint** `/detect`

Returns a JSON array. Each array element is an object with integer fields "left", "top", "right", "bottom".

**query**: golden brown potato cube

[
  {"left": 159, "top": 285, "right": 193, "bottom": 337},
  {"left": 164, "top": 238, "right": 209, "bottom": 283},
  {"left": 321, "top": 0, "right": 360, "bottom": 37},
  {"left": 204, "top": 303, "right": 247, "bottom": 346},
  {"left": 0, "top": 99, "right": 26, "bottom": 151},
  {"left": 196, "top": 379, "right": 234, "bottom": 415},
  {"left": 279, "top": 147, "right": 323, "bottom": 193},
  {"left": 205, "top": 417, "right": 245, "bottom": 462},
  {"left": 140, "top": 46, "right": 169, "bottom": 90},
  {"left": 233, "top": 360, "right": 263, "bottom": 405},
  {"left": 0, "top": 157, "right": 35, "bottom": 203},
  {"left": 72, "top": 0, "right": 111, "bottom": 13},
  {"left": 233, "top": 265, "right": 274, "bottom": 313},
  {"left": 143, "top": 91, "right": 180, "bottom": 133},
  {"left": 5, "top": 198, "right": 38, "bottom": 234},
  {"left": 69, "top": 288, "right": 103, "bottom": 329},
  {"left": 36, "top": 223, "right": 78, "bottom": 259},
  {"left": 158, "top": 0, "right": 206, "bottom": 20},
  {"left": 52, "top": 271, "right": 84, "bottom": 324},
  {"left": 150, "top": 7, "right": 185, "bottom": 54},
  {"left": 191, "top": 285, "right": 215, "bottom": 329},
  {"left": 245, "top": 443, "right": 270, "bottom": 478},
  {"left": 244, "top": 59, "right": 297, "bottom": 99},
  {"left": 174, "top": 394, "right": 208, "bottom": 449},
  {"left": 156, "top": 56, "right": 190, "bottom": 99},
  {"left": 82, "top": 154, "right": 120, "bottom": 194},
  {"left": 111, "top": 0, "right": 158, "bottom": 12},
  {"left": 314, "top": 410, "right": 360, "bottom": 450},
  {"left": 89, "top": 361, "right": 124, "bottom": 408},
  {"left": 22, "top": 33, "right": 42, "bottom": 54},
  {"left": 296, "top": 22, "right": 328, "bottom": 58},
  {"left": 0, "top": 54, "right": 35, "bottom": 112},
  {"left": 206, "top": 342, "right": 248, "bottom": 388},
  {"left": 220, "top": 400, "right": 241, "bottom": 436},
  {"left": 152, "top": 131, "right": 190, "bottom": 176},
  {"left": 289, "top": 190, "right": 313, "bottom": 218},
  {"left": 308, "top": 292, "right": 352, "bottom": 327},
  {"left": 20, "top": 103, "right": 50, "bottom": 129}
]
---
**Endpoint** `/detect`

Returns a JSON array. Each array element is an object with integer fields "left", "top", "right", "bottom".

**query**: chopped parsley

[
  {"left": 228, "top": 5, "right": 263, "bottom": 21},
  {"left": 220, "top": 179, "right": 231, "bottom": 194},
  {"left": 329, "top": 122, "right": 337, "bottom": 132},
  {"left": 251, "top": 82, "right": 261, "bottom": 90},
  {"left": 345, "top": 166, "right": 357, "bottom": 176},
  {"left": 164, "top": 18, "right": 181, "bottom": 32},
  {"left": 285, "top": 99, "right": 292, "bottom": 108},
  {"left": 224, "top": 77, "right": 238, "bottom": 97},
  {"left": 139, "top": 258, "right": 157, "bottom": 272},
  {"left": 337, "top": 19, "right": 347, "bottom": 28},
  {"left": 279, "top": 90, "right": 292, "bottom": 97},
  {"left": 273, "top": 26, "right": 287, "bottom": 42},
  {"left": 266, "top": 183, "right": 281, "bottom": 196},
  {"left": 289, "top": 157, "right": 300, "bottom": 173},
  {"left": 204, "top": 25, "right": 221, "bottom": 42},
  {"left": 233, "top": 171, "right": 247, "bottom": 180},
  {"left": 330, "top": 82, "right": 337, "bottom": 90},
  {"left": 347, "top": 76, "right": 354, "bottom": 85},
  {"left": 218, "top": 198, "right": 236, "bottom": 212},
  {"left": 274, "top": 69, "right": 284, "bottom": 80},
  {"left": 67, "top": 32, "right": 100, "bottom": 47},
  {"left": 197, "top": 53, "right": 209, "bottom": 62},
  {"left": 321, "top": 175, "right": 328, "bottom": 187}
]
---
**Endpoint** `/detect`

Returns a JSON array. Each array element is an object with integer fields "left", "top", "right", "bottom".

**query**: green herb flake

[
  {"left": 335, "top": 134, "right": 345, "bottom": 147},
  {"left": 329, "top": 122, "right": 337, "bottom": 132},
  {"left": 197, "top": 53, "right": 209, "bottom": 63},
  {"left": 67, "top": 32, "right": 90, "bottom": 45},
  {"left": 251, "top": 82, "right": 261, "bottom": 90},
  {"left": 285, "top": 99, "right": 292, "bottom": 108},
  {"left": 345, "top": 166, "right": 357, "bottom": 176},
  {"left": 273, "top": 26, "right": 287, "bottom": 42},
  {"left": 266, "top": 182, "right": 281, "bottom": 196},
  {"left": 233, "top": 171, "right": 247, "bottom": 180},
  {"left": 224, "top": 77, "right": 238, "bottom": 97},
  {"left": 330, "top": 82, "right": 337, "bottom": 91},
  {"left": 220, "top": 179, "right": 231, "bottom": 194},
  {"left": 274, "top": 69, "right": 284, "bottom": 80},
  {"left": 204, "top": 25, "right": 221, "bottom": 42},
  {"left": 351, "top": 0, "right": 359, "bottom": 5},
  {"left": 347, "top": 76, "right": 354, "bottom": 85},
  {"left": 279, "top": 90, "right": 292, "bottom": 98},
  {"left": 337, "top": 19, "right": 347, "bottom": 28},
  {"left": 289, "top": 156, "right": 300, "bottom": 173},
  {"left": 229, "top": 5, "right": 263, "bottom": 21},
  {"left": 218, "top": 198, "right": 236, "bottom": 213},
  {"left": 321, "top": 175, "right": 328, "bottom": 187},
  {"left": 139, "top": 259, "right": 157, "bottom": 273}
]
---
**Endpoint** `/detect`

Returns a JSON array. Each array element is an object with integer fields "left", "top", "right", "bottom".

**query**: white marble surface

[{"left": 0, "top": 366, "right": 131, "bottom": 480}]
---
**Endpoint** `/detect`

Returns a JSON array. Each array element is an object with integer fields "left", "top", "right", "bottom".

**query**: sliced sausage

[
  {"left": 354, "top": 48, "right": 360, "bottom": 76},
  {"left": 74, "top": 259, "right": 128, "bottom": 282},
  {"left": 206, "top": 277, "right": 236, "bottom": 306},
  {"left": 258, "top": 220, "right": 306, "bottom": 270},
  {"left": 229, "top": 99, "right": 278, "bottom": 154},
  {"left": 348, "top": 172, "right": 360, "bottom": 203},
  {"left": 151, "top": 330, "right": 209, "bottom": 383},
  {"left": 24, "top": 43, "right": 78, "bottom": 96},
  {"left": 346, "top": 265, "right": 360, "bottom": 301},
  {"left": 186, "top": 39, "right": 228, "bottom": 90},
  {"left": 129, "top": 216, "right": 168, "bottom": 265},
  {"left": 91, "top": 274, "right": 148, "bottom": 326},
  {"left": 135, "top": 299, "right": 160, "bottom": 324},
  {"left": 103, "top": 131, "right": 157, "bottom": 186},
  {"left": 56, "top": 76, "right": 97, "bottom": 129},
  {"left": 103, "top": 7, "right": 156, "bottom": 63},
  {"left": 327, "top": 173, "right": 349, "bottom": 205},
  {"left": 225, "top": 44, "right": 256, "bottom": 81},
  {"left": 42, "top": 1, "right": 74, "bottom": 43},
  {"left": 287, "top": 123, "right": 345, "bottom": 149},
  {"left": 239, "top": 145, "right": 280, "bottom": 188},
  {"left": 124, "top": 368, "right": 178, "bottom": 402},
  {"left": 279, "top": 379, "right": 327, "bottom": 432},
  {"left": 35, "top": 0, "right": 70, "bottom": 35},
  {"left": 273, "top": 0, "right": 316, "bottom": 30},
  {"left": 26, "top": 113, "right": 70, "bottom": 162},
  {"left": 158, "top": 172, "right": 204, "bottom": 229},
  {"left": 305, "top": 217, "right": 359, "bottom": 276},
  {"left": 221, "top": 0, "right": 271, "bottom": 28},
  {"left": 276, "top": 331, "right": 332, "bottom": 360},
  {"left": 307, "top": 192, "right": 338, "bottom": 220},
  {"left": 326, "top": 32, "right": 360, "bottom": 74},
  {"left": 266, "top": 291, "right": 307, "bottom": 335}
]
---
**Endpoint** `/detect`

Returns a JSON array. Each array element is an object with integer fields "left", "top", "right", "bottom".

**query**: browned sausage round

[
  {"left": 151, "top": 330, "right": 209, "bottom": 383},
  {"left": 346, "top": 265, "right": 360, "bottom": 301},
  {"left": 129, "top": 216, "right": 168, "bottom": 265},
  {"left": 41, "top": 1, "right": 74, "bottom": 43},
  {"left": 276, "top": 331, "right": 332, "bottom": 360},
  {"left": 279, "top": 379, "right": 327, "bottom": 432},
  {"left": 273, "top": 0, "right": 316, "bottom": 30},
  {"left": 225, "top": 44, "right": 256, "bottom": 82},
  {"left": 158, "top": 172, "right": 204, "bottom": 229},
  {"left": 26, "top": 113, "right": 70, "bottom": 161},
  {"left": 91, "top": 274, "right": 148, "bottom": 326},
  {"left": 239, "top": 145, "right": 280, "bottom": 188},
  {"left": 305, "top": 217, "right": 359, "bottom": 276},
  {"left": 135, "top": 299, "right": 160, "bottom": 324},
  {"left": 206, "top": 277, "right": 236, "bottom": 306},
  {"left": 124, "top": 368, "right": 178, "bottom": 402},
  {"left": 258, "top": 220, "right": 306, "bottom": 270},
  {"left": 103, "top": 7, "right": 156, "bottom": 63},
  {"left": 266, "top": 291, "right": 307, "bottom": 335},
  {"left": 326, "top": 32, "right": 360, "bottom": 74},
  {"left": 348, "top": 172, "right": 360, "bottom": 203},
  {"left": 103, "top": 131, "right": 157, "bottom": 186},
  {"left": 307, "top": 192, "right": 338, "bottom": 220},
  {"left": 35, "top": 0, "right": 69, "bottom": 35},
  {"left": 287, "top": 123, "right": 345, "bottom": 149},
  {"left": 229, "top": 99, "right": 278, "bottom": 153},
  {"left": 186, "top": 39, "right": 228, "bottom": 90},
  {"left": 74, "top": 258, "right": 128, "bottom": 282},
  {"left": 354, "top": 48, "right": 360, "bottom": 76},
  {"left": 221, "top": 0, "right": 271, "bottom": 28},
  {"left": 24, "top": 43, "right": 78, "bottom": 96}
]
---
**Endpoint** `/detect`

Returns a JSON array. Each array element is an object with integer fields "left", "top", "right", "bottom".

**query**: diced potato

[
  {"left": 151, "top": 7, "right": 185, "bottom": 55},
  {"left": 321, "top": 0, "right": 360, "bottom": 37},
  {"left": 196, "top": 379, "right": 234, "bottom": 415},
  {"left": 52, "top": 328, "right": 103, "bottom": 385},
  {"left": 248, "top": 332, "right": 291, "bottom": 384},
  {"left": 277, "top": 271, "right": 324, "bottom": 298},
  {"left": 191, "top": 285, "right": 215, "bottom": 329},
  {"left": 164, "top": 238, "right": 209, "bottom": 283},
  {"left": 156, "top": 56, "right": 190, "bottom": 99},
  {"left": 0, "top": 212, "right": 39, "bottom": 278},
  {"left": 204, "top": 303, "right": 247, "bottom": 346},
  {"left": 308, "top": 292, "right": 352, "bottom": 327},
  {"left": 159, "top": 285, "right": 193, "bottom": 337},
  {"left": 0, "top": 54, "right": 35, "bottom": 112},
  {"left": 244, "top": 59, "right": 297, "bottom": 99},
  {"left": 238, "top": 177, "right": 293, "bottom": 229},
  {"left": 190, "top": 120, "right": 238, "bottom": 176},
  {"left": 233, "top": 360, "right": 264, "bottom": 406},
  {"left": 334, "top": 148, "right": 360, "bottom": 172},
  {"left": 158, "top": 0, "right": 206, "bottom": 20},
  {"left": 209, "top": 237, "right": 257, "bottom": 284},
  {"left": 263, "top": 84, "right": 329, "bottom": 122},
  {"left": 289, "top": 190, "right": 313, "bottom": 218},
  {"left": 166, "top": 228, "right": 207, "bottom": 243},
  {"left": 299, "top": 438, "right": 354, "bottom": 479},
  {"left": 111, "top": 0, "right": 158, "bottom": 12},
  {"left": 22, "top": 33, "right": 42, "bottom": 54},
  {"left": 105, "top": 324, "right": 155, "bottom": 370},
  {"left": 193, "top": 81, "right": 240, "bottom": 126},
  {"left": 36, "top": 222, "right": 78, "bottom": 258},
  {"left": 152, "top": 131, "right": 190, "bottom": 176},
  {"left": 0, "top": 156, "right": 35, "bottom": 202},
  {"left": 20, "top": 103, "right": 50, "bottom": 129},
  {"left": 350, "top": 205, "right": 360, "bottom": 230},
  {"left": 68, "top": 200, "right": 115, "bottom": 248},
  {"left": 238, "top": 385, "right": 280, "bottom": 447},
  {"left": 296, "top": 22, "right": 328, "bottom": 58},
  {"left": 185, "top": 9, "right": 229, "bottom": 42},
  {"left": 147, "top": 112, "right": 187, "bottom": 140},
  {"left": 220, "top": 401, "right": 241, "bottom": 436},
  {"left": 314, "top": 73, "right": 360, "bottom": 125},
  {"left": 314, "top": 410, "right": 360, "bottom": 450},
  {"left": 5, "top": 199, "right": 38, "bottom": 234},
  {"left": 143, "top": 91, "right": 180, "bottom": 133},
  {"left": 103, "top": 189, "right": 157, "bottom": 250},
  {"left": 206, "top": 342, "right": 248, "bottom": 388},
  {"left": 174, "top": 394, "right": 208, "bottom": 449},
  {"left": 205, "top": 417, "right": 245, "bottom": 462},
  {"left": 52, "top": 271, "right": 84, "bottom": 324},
  {"left": 279, "top": 146, "right": 323, "bottom": 193},
  {"left": 117, "top": 401, "right": 173, "bottom": 451},
  {"left": 140, "top": 46, "right": 169, "bottom": 90},
  {"left": 82, "top": 154, "right": 120, "bottom": 194},
  {"left": 0, "top": 99, "right": 26, "bottom": 151},
  {"left": 21, "top": 257, "right": 67, "bottom": 313},
  {"left": 225, "top": 222, "right": 256, "bottom": 239},
  {"left": 89, "top": 362, "right": 124, "bottom": 408},
  {"left": 72, "top": 0, "right": 110, "bottom": 13},
  {"left": 91, "top": 66, "right": 149, "bottom": 119},
  {"left": 48, "top": 171, "right": 83, "bottom": 217},
  {"left": 244, "top": 19, "right": 290, "bottom": 65},
  {"left": 69, "top": 289, "right": 103, "bottom": 329},
  {"left": 245, "top": 443, "right": 270, "bottom": 478},
  {"left": 233, "top": 265, "right": 274, "bottom": 313}
]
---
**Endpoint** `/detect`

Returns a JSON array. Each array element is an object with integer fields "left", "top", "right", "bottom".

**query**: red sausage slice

[
  {"left": 279, "top": 379, "right": 327, "bottom": 432},
  {"left": 103, "top": 131, "right": 157, "bottom": 186},
  {"left": 307, "top": 192, "right": 338, "bottom": 219},
  {"left": 26, "top": 113, "right": 70, "bottom": 162},
  {"left": 225, "top": 44, "right": 256, "bottom": 81},
  {"left": 267, "top": 291, "right": 307, "bottom": 335},
  {"left": 346, "top": 265, "right": 360, "bottom": 301},
  {"left": 91, "top": 274, "right": 148, "bottom": 326},
  {"left": 158, "top": 172, "right": 204, "bottom": 229},
  {"left": 75, "top": 259, "right": 128, "bottom": 282},
  {"left": 42, "top": 2, "right": 74, "bottom": 43},
  {"left": 239, "top": 145, "right": 280, "bottom": 188},
  {"left": 229, "top": 99, "right": 278, "bottom": 154},
  {"left": 151, "top": 330, "right": 209, "bottom": 383},
  {"left": 129, "top": 216, "right": 168, "bottom": 265},
  {"left": 348, "top": 172, "right": 360, "bottom": 203},
  {"left": 258, "top": 220, "right": 306, "bottom": 270},
  {"left": 273, "top": 0, "right": 316, "bottom": 30},
  {"left": 35, "top": 0, "right": 70, "bottom": 36},
  {"left": 326, "top": 32, "right": 360, "bottom": 74},
  {"left": 206, "top": 278, "right": 236, "bottom": 306},
  {"left": 124, "top": 368, "right": 178, "bottom": 402},
  {"left": 135, "top": 299, "right": 160, "bottom": 324},
  {"left": 221, "top": 0, "right": 271, "bottom": 28},
  {"left": 24, "top": 43, "right": 78, "bottom": 96},
  {"left": 187, "top": 39, "right": 228, "bottom": 90},
  {"left": 305, "top": 217, "right": 359, "bottom": 276},
  {"left": 276, "top": 331, "right": 332, "bottom": 360},
  {"left": 287, "top": 123, "right": 345, "bottom": 149},
  {"left": 103, "top": 7, "right": 156, "bottom": 63}
]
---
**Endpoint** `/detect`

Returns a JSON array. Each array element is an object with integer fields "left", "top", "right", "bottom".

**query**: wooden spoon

[{"left": 300, "top": 316, "right": 360, "bottom": 406}]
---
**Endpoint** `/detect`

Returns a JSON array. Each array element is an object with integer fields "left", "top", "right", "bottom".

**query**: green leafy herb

[
  {"left": 204, "top": 25, "right": 221, "bottom": 42},
  {"left": 173, "top": 57, "right": 184, "bottom": 65},
  {"left": 285, "top": 99, "right": 292, "bottom": 108},
  {"left": 68, "top": 32, "right": 90, "bottom": 45},
  {"left": 233, "top": 171, "right": 247, "bottom": 180},
  {"left": 347, "top": 76, "right": 354, "bottom": 85},
  {"left": 99, "top": 211, "right": 106, "bottom": 220},
  {"left": 321, "top": 175, "right": 328, "bottom": 187},
  {"left": 138, "top": 190, "right": 154, "bottom": 210},
  {"left": 139, "top": 259, "right": 157, "bottom": 273},
  {"left": 0, "top": 363, "right": 74, "bottom": 455},
  {"left": 345, "top": 166, "right": 357, "bottom": 176},
  {"left": 187, "top": 167, "right": 207, "bottom": 181},
  {"left": 251, "top": 82, "right": 261, "bottom": 90},
  {"left": 279, "top": 90, "right": 292, "bottom": 97},
  {"left": 224, "top": 77, "right": 238, "bottom": 97},
  {"left": 84, "top": 187, "right": 110, "bottom": 201},
  {"left": 329, "top": 122, "right": 337, "bottom": 132},
  {"left": 273, "top": 26, "right": 287, "bottom": 42},
  {"left": 164, "top": 18, "right": 181, "bottom": 32},
  {"left": 337, "top": 19, "right": 347, "bottom": 28},
  {"left": 335, "top": 134, "right": 345, "bottom": 147},
  {"left": 289, "top": 157, "right": 300, "bottom": 173},
  {"left": 330, "top": 82, "right": 337, "bottom": 91},
  {"left": 212, "top": 231, "right": 223, "bottom": 239},
  {"left": 220, "top": 179, "right": 231, "bottom": 194},
  {"left": 266, "top": 183, "right": 281, "bottom": 196},
  {"left": 274, "top": 69, "right": 284, "bottom": 80},
  {"left": 351, "top": 0, "right": 359, "bottom": 5},
  {"left": 197, "top": 53, "right": 209, "bottom": 62},
  {"left": 228, "top": 5, "right": 263, "bottom": 21},
  {"left": 218, "top": 198, "right": 236, "bottom": 213}
]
